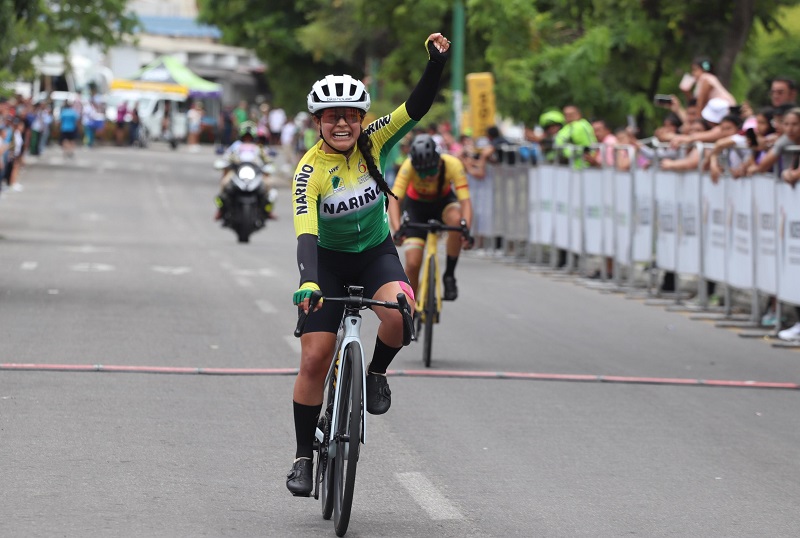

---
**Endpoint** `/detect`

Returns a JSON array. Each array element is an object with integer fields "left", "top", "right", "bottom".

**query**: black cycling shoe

[
  {"left": 366, "top": 373, "right": 392, "bottom": 415},
  {"left": 286, "top": 458, "right": 313, "bottom": 497},
  {"left": 443, "top": 275, "right": 458, "bottom": 301}
]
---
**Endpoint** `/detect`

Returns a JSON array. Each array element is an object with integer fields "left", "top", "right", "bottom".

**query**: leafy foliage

[{"left": 0, "top": 0, "right": 136, "bottom": 85}]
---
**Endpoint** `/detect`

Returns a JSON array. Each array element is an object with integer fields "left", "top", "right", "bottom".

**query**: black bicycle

[{"left": 295, "top": 286, "right": 413, "bottom": 537}]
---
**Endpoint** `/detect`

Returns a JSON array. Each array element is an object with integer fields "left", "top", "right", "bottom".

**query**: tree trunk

[{"left": 717, "top": 0, "right": 756, "bottom": 88}]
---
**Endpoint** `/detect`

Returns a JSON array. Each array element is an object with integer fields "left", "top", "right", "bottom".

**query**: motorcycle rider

[{"left": 214, "top": 120, "right": 276, "bottom": 221}]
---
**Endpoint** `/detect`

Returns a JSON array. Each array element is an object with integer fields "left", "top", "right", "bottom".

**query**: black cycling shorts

[
  {"left": 403, "top": 191, "right": 459, "bottom": 241},
  {"left": 301, "top": 234, "right": 410, "bottom": 334}
]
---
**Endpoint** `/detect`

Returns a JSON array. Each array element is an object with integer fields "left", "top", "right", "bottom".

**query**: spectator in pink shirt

[{"left": 587, "top": 119, "right": 617, "bottom": 167}]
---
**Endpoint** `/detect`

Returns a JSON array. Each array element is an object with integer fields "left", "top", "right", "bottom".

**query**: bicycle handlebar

[
  {"left": 397, "top": 215, "right": 474, "bottom": 248},
  {"left": 294, "top": 290, "right": 415, "bottom": 345}
]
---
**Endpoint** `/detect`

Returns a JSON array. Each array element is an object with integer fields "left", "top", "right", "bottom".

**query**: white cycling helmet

[{"left": 307, "top": 74, "right": 371, "bottom": 114}]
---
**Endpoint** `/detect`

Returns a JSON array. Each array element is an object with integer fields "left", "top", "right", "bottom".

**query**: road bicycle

[
  {"left": 294, "top": 286, "right": 413, "bottom": 537},
  {"left": 397, "top": 215, "right": 471, "bottom": 367}
]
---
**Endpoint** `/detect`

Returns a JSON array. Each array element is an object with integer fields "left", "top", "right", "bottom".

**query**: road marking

[
  {"left": 152, "top": 266, "right": 192, "bottom": 275},
  {"left": 283, "top": 334, "right": 302, "bottom": 354},
  {"left": 79, "top": 213, "right": 106, "bottom": 222},
  {"left": 70, "top": 263, "right": 115, "bottom": 272},
  {"left": 61, "top": 245, "right": 114, "bottom": 253},
  {"left": 256, "top": 300, "right": 277, "bottom": 314},
  {"left": 20, "top": 261, "right": 38, "bottom": 270},
  {"left": 395, "top": 472, "right": 463, "bottom": 520}
]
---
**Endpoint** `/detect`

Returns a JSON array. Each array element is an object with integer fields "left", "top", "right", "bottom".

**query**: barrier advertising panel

[
  {"left": 753, "top": 175, "right": 777, "bottom": 295},
  {"left": 777, "top": 181, "right": 800, "bottom": 305},
  {"left": 655, "top": 170, "right": 678, "bottom": 272},
  {"left": 583, "top": 168, "right": 604, "bottom": 256},
  {"left": 726, "top": 177, "right": 754, "bottom": 290},
  {"left": 702, "top": 176, "right": 726, "bottom": 283},
  {"left": 676, "top": 171, "right": 701, "bottom": 275}
]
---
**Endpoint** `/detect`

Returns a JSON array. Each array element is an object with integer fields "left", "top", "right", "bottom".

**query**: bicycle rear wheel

[
  {"left": 423, "top": 256, "right": 437, "bottom": 368},
  {"left": 333, "top": 343, "right": 363, "bottom": 537}
]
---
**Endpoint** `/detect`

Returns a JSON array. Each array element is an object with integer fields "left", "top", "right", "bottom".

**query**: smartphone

[
  {"left": 745, "top": 127, "right": 758, "bottom": 147},
  {"left": 654, "top": 94, "right": 673, "bottom": 106},
  {"left": 729, "top": 104, "right": 742, "bottom": 116}
]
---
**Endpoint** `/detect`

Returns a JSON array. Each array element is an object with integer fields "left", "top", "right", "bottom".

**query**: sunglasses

[{"left": 318, "top": 108, "right": 363, "bottom": 125}]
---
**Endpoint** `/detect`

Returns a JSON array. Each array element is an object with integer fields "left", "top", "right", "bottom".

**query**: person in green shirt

[
  {"left": 232, "top": 100, "right": 249, "bottom": 129},
  {"left": 554, "top": 105, "right": 597, "bottom": 169}
]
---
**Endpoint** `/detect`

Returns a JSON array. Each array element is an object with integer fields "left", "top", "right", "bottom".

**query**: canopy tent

[{"left": 110, "top": 55, "right": 222, "bottom": 98}]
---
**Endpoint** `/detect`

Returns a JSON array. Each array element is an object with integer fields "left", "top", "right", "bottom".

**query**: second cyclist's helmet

[
  {"left": 409, "top": 134, "right": 440, "bottom": 172},
  {"left": 239, "top": 120, "right": 258, "bottom": 139},
  {"left": 307, "top": 74, "right": 371, "bottom": 114}
]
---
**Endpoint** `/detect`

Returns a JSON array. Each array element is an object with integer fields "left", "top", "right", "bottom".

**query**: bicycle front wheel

[
  {"left": 423, "top": 256, "right": 437, "bottom": 368},
  {"left": 333, "top": 342, "right": 363, "bottom": 537}
]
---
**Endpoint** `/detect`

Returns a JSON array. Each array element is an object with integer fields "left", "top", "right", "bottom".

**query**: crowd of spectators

[{"left": 518, "top": 56, "right": 800, "bottom": 341}]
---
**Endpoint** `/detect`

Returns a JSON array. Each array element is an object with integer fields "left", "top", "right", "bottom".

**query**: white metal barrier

[{"left": 469, "top": 143, "right": 800, "bottom": 317}]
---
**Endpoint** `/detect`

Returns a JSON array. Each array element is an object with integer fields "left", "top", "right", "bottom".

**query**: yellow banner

[
  {"left": 466, "top": 72, "right": 496, "bottom": 138},
  {"left": 110, "top": 79, "right": 189, "bottom": 97}
]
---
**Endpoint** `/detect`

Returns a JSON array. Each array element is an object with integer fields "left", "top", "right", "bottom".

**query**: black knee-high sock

[
  {"left": 293, "top": 401, "right": 322, "bottom": 459},
  {"left": 368, "top": 336, "right": 402, "bottom": 375},
  {"left": 444, "top": 255, "right": 459, "bottom": 277}
]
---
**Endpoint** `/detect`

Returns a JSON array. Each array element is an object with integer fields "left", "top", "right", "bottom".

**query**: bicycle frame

[
  {"left": 316, "top": 310, "right": 367, "bottom": 458},
  {"left": 417, "top": 230, "right": 442, "bottom": 323}
]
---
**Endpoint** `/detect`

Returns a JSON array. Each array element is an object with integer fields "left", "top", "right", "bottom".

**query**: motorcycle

[{"left": 214, "top": 146, "right": 278, "bottom": 243}]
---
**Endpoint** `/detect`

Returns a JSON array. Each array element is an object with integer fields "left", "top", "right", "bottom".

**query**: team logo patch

[
  {"left": 331, "top": 175, "right": 345, "bottom": 191},
  {"left": 358, "top": 160, "right": 368, "bottom": 174}
]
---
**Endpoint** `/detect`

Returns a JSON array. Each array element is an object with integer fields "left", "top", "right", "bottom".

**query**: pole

[{"left": 451, "top": 0, "right": 465, "bottom": 137}]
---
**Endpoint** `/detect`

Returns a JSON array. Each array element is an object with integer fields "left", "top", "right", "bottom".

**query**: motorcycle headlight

[{"left": 238, "top": 166, "right": 257, "bottom": 181}]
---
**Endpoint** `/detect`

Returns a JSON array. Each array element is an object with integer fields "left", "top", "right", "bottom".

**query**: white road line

[
  {"left": 283, "top": 334, "right": 302, "bottom": 355},
  {"left": 256, "top": 299, "right": 277, "bottom": 314},
  {"left": 395, "top": 472, "right": 463, "bottom": 520},
  {"left": 20, "top": 261, "right": 38, "bottom": 271}
]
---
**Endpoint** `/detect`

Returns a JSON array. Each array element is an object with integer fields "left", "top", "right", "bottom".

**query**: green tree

[
  {"left": 0, "top": 0, "right": 136, "bottom": 86},
  {"left": 200, "top": 0, "right": 800, "bottom": 132}
]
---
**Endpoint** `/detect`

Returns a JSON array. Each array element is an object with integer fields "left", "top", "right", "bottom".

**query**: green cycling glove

[{"left": 293, "top": 282, "right": 321, "bottom": 306}]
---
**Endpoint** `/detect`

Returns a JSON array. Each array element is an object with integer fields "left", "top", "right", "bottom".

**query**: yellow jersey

[{"left": 391, "top": 153, "right": 470, "bottom": 202}]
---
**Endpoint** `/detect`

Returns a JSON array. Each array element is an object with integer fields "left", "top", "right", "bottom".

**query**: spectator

[
  {"left": 232, "top": 100, "right": 249, "bottom": 131},
  {"left": 613, "top": 128, "right": 651, "bottom": 171},
  {"left": 59, "top": 100, "right": 79, "bottom": 158},
  {"left": 700, "top": 114, "right": 747, "bottom": 183},
  {"left": 654, "top": 111, "right": 683, "bottom": 143},
  {"left": 669, "top": 98, "right": 730, "bottom": 148},
  {"left": 681, "top": 56, "right": 737, "bottom": 114},
  {"left": 220, "top": 105, "right": 234, "bottom": 150},
  {"left": 187, "top": 101, "right": 203, "bottom": 151},
  {"left": 746, "top": 107, "right": 800, "bottom": 176},
  {"left": 115, "top": 100, "right": 128, "bottom": 146},
  {"left": 0, "top": 124, "right": 10, "bottom": 191},
  {"left": 529, "top": 109, "right": 565, "bottom": 163},
  {"left": 769, "top": 77, "right": 797, "bottom": 108},
  {"left": 731, "top": 107, "right": 777, "bottom": 178},
  {"left": 129, "top": 103, "right": 141, "bottom": 147},
  {"left": 268, "top": 105, "right": 287, "bottom": 146},
  {"left": 5, "top": 120, "right": 25, "bottom": 191},
  {"left": 280, "top": 116, "right": 298, "bottom": 170},
  {"left": 28, "top": 103, "right": 44, "bottom": 156},
  {"left": 660, "top": 118, "right": 709, "bottom": 172},
  {"left": 587, "top": 118, "right": 617, "bottom": 167},
  {"left": 39, "top": 102, "right": 53, "bottom": 154},
  {"left": 554, "top": 105, "right": 597, "bottom": 168}
]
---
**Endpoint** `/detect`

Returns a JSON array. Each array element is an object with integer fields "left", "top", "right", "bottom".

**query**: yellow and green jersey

[{"left": 292, "top": 103, "right": 416, "bottom": 252}]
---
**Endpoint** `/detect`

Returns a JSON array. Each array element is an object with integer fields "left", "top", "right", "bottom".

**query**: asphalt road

[{"left": 1, "top": 143, "right": 799, "bottom": 537}]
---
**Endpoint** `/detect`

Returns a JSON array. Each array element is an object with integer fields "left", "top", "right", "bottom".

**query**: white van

[{"left": 105, "top": 91, "right": 188, "bottom": 143}]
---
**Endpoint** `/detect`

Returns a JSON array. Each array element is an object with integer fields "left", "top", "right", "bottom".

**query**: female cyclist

[{"left": 287, "top": 32, "right": 450, "bottom": 496}]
